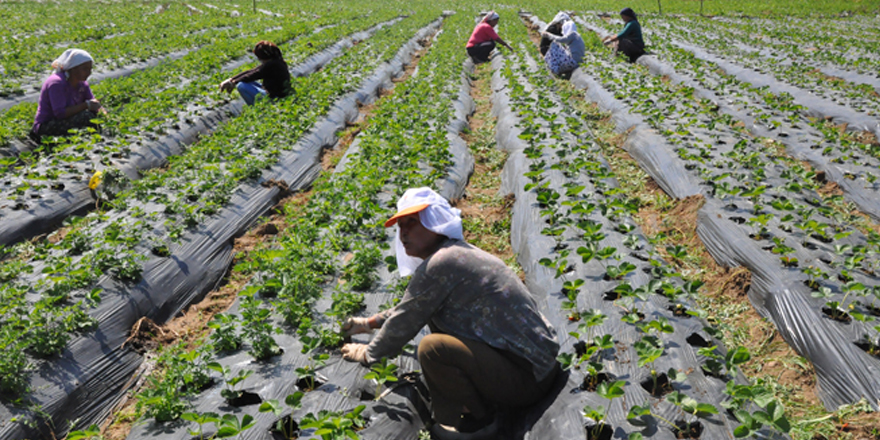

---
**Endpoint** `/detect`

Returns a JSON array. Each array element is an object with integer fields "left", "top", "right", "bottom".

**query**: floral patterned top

[{"left": 366, "top": 239, "right": 560, "bottom": 381}]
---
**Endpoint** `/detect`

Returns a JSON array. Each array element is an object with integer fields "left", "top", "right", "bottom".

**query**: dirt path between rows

[{"left": 100, "top": 28, "right": 441, "bottom": 440}]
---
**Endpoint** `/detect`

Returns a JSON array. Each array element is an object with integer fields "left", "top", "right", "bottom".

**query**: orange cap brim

[{"left": 384, "top": 203, "right": 430, "bottom": 227}]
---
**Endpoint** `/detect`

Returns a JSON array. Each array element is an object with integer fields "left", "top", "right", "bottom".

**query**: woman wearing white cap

[
  {"left": 341, "top": 187, "right": 560, "bottom": 439},
  {"left": 32, "top": 49, "right": 106, "bottom": 138},
  {"left": 465, "top": 11, "right": 514, "bottom": 64},
  {"left": 541, "top": 12, "right": 585, "bottom": 76}
]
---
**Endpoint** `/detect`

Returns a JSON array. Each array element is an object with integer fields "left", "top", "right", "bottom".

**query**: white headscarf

[
  {"left": 550, "top": 11, "right": 572, "bottom": 27},
  {"left": 52, "top": 49, "right": 94, "bottom": 73},
  {"left": 386, "top": 187, "right": 463, "bottom": 276},
  {"left": 483, "top": 11, "right": 500, "bottom": 22},
  {"left": 562, "top": 20, "right": 577, "bottom": 35}
]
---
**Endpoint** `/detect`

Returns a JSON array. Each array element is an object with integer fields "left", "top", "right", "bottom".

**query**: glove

[
  {"left": 341, "top": 343, "right": 370, "bottom": 365},
  {"left": 341, "top": 316, "right": 373, "bottom": 336}
]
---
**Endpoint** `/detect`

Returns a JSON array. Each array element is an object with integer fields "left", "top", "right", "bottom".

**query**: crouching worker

[
  {"left": 541, "top": 12, "right": 585, "bottom": 77},
  {"left": 341, "top": 187, "right": 560, "bottom": 440},
  {"left": 219, "top": 41, "right": 291, "bottom": 105},
  {"left": 32, "top": 49, "right": 106, "bottom": 139},
  {"left": 466, "top": 11, "right": 514, "bottom": 64},
  {"left": 602, "top": 7, "right": 645, "bottom": 63}
]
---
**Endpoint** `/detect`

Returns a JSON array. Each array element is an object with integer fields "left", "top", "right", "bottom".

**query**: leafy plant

[
  {"left": 300, "top": 405, "right": 368, "bottom": 440},
  {"left": 181, "top": 412, "right": 220, "bottom": 440},
  {"left": 363, "top": 357, "right": 398, "bottom": 400},
  {"left": 259, "top": 392, "right": 304, "bottom": 439},
  {"left": 207, "top": 362, "right": 252, "bottom": 402},
  {"left": 583, "top": 380, "right": 625, "bottom": 438}
]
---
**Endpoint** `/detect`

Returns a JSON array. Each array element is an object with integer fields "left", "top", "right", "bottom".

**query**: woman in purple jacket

[{"left": 32, "top": 49, "right": 106, "bottom": 138}]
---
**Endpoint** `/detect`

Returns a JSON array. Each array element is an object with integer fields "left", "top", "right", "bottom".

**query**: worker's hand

[
  {"left": 341, "top": 343, "right": 369, "bottom": 365},
  {"left": 219, "top": 79, "right": 235, "bottom": 93},
  {"left": 341, "top": 317, "right": 373, "bottom": 336},
  {"left": 86, "top": 99, "right": 102, "bottom": 113}
]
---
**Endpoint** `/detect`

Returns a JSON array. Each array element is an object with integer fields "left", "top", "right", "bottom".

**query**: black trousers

[
  {"left": 467, "top": 40, "right": 496, "bottom": 63},
  {"left": 618, "top": 38, "right": 645, "bottom": 62}
]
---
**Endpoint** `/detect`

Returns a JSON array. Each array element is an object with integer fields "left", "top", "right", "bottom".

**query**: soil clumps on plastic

[{"left": 455, "top": 61, "right": 517, "bottom": 271}]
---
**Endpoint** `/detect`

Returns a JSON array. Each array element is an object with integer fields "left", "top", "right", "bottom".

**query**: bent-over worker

[
  {"left": 541, "top": 12, "right": 585, "bottom": 76},
  {"left": 602, "top": 7, "right": 645, "bottom": 63},
  {"left": 466, "top": 11, "right": 514, "bottom": 64},
  {"left": 341, "top": 187, "right": 560, "bottom": 440},
  {"left": 220, "top": 40, "right": 291, "bottom": 105},
  {"left": 32, "top": 49, "right": 106, "bottom": 138}
]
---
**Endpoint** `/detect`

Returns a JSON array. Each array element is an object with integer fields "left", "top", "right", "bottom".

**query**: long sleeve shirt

[
  {"left": 33, "top": 71, "right": 94, "bottom": 131},
  {"left": 367, "top": 239, "right": 560, "bottom": 381},
  {"left": 231, "top": 58, "right": 292, "bottom": 99},
  {"left": 545, "top": 31, "right": 586, "bottom": 64},
  {"left": 618, "top": 20, "right": 644, "bottom": 47}
]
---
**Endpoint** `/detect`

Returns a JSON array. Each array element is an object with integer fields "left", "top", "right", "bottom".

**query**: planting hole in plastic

[
  {"left": 583, "top": 421, "right": 613, "bottom": 440},
  {"left": 226, "top": 390, "right": 262, "bottom": 407},
  {"left": 822, "top": 306, "right": 852, "bottom": 323},
  {"left": 296, "top": 376, "right": 326, "bottom": 392},
  {"left": 854, "top": 339, "right": 880, "bottom": 359},
  {"left": 668, "top": 304, "right": 690, "bottom": 317},
  {"left": 672, "top": 420, "right": 703, "bottom": 439},
  {"left": 640, "top": 372, "right": 673, "bottom": 398},
  {"left": 686, "top": 333, "right": 710, "bottom": 348},
  {"left": 269, "top": 415, "right": 300, "bottom": 440},
  {"left": 579, "top": 372, "right": 612, "bottom": 392}
]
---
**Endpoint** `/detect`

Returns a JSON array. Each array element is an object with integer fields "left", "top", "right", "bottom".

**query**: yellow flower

[{"left": 88, "top": 170, "right": 103, "bottom": 190}]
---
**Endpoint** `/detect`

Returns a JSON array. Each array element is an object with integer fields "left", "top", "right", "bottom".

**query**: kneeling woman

[
  {"left": 341, "top": 187, "right": 560, "bottom": 439},
  {"left": 465, "top": 11, "right": 514, "bottom": 64},
  {"left": 33, "top": 49, "right": 106, "bottom": 138},
  {"left": 220, "top": 41, "right": 291, "bottom": 105},
  {"left": 541, "top": 13, "right": 585, "bottom": 76}
]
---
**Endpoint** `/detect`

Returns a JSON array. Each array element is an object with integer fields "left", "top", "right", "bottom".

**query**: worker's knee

[{"left": 417, "top": 333, "right": 446, "bottom": 365}]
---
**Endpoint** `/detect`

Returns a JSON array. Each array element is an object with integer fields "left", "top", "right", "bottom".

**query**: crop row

[
  {"left": 684, "top": 14, "right": 880, "bottom": 74},
  {"left": 643, "top": 16, "right": 880, "bottom": 119},
  {"left": 577, "top": 14, "right": 880, "bottom": 220},
  {"left": 0, "top": 12, "right": 402, "bottom": 246},
  {"left": 570, "top": 13, "right": 880, "bottom": 410},
  {"left": 0, "top": 8, "right": 348, "bottom": 151},
  {"left": 0, "top": 8, "right": 450, "bottom": 439},
  {"left": 0, "top": 8, "right": 427, "bottom": 408},
  {"left": 123, "top": 9, "right": 473, "bottom": 440},
  {"left": 0, "top": 2, "right": 289, "bottom": 97},
  {"left": 484, "top": 13, "right": 795, "bottom": 439}
]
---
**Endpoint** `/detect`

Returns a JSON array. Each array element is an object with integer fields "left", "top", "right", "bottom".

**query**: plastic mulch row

[{"left": 0, "top": 17, "right": 445, "bottom": 440}]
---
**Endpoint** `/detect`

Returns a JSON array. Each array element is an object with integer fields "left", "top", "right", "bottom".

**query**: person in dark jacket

[
  {"left": 602, "top": 7, "right": 645, "bottom": 63},
  {"left": 219, "top": 41, "right": 291, "bottom": 105}
]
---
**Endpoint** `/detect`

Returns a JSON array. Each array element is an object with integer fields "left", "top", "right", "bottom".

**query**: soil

[
  {"left": 547, "top": 70, "right": 861, "bottom": 437},
  {"left": 454, "top": 61, "right": 518, "bottom": 274},
  {"left": 639, "top": 372, "right": 674, "bottom": 398},
  {"left": 99, "top": 23, "right": 441, "bottom": 440},
  {"left": 584, "top": 422, "right": 613, "bottom": 440},
  {"left": 673, "top": 420, "right": 703, "bottom": 439}
]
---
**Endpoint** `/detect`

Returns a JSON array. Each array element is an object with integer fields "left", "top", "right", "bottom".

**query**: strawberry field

[{"left": 1, "top": 0, "right": 880, "bottom": 439}]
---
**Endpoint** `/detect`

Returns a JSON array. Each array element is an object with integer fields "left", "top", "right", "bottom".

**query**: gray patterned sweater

[{"left": 366, "top": 239, "right": 559, "bottom": 381}]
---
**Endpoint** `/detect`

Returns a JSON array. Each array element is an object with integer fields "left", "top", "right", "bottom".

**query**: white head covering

[
  {"left": 550, "top": 11, "right": 571, "bottom": 26},
  {"left": 562, "top": 20, "right": 577, "bottom": 35},
  {"left": 483, "top": 11, "right": 500, "bottom": 22},
  {"left": 386, "top": 187, "right": 463, "bottom": 276},
  {"left": 52, "top": 49, "right": 94, "bottom": 72}
]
